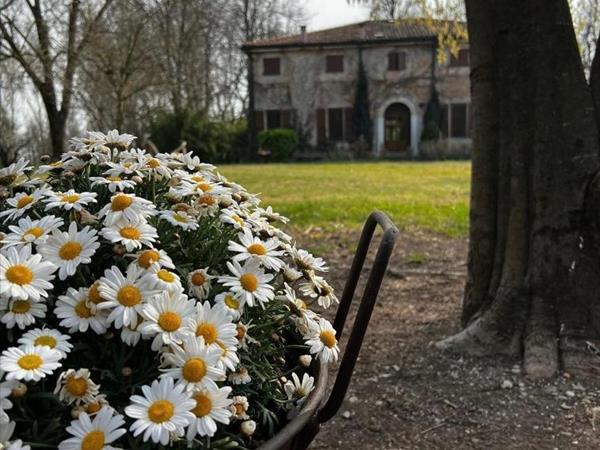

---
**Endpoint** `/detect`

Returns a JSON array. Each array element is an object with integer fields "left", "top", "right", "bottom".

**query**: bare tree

[{"left": 0, "top": 0, "right": 113, "bottom": 158}]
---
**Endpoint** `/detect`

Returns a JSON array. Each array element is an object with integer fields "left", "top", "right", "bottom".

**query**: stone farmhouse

[{"left": 242, "top": 19, "right": 471, "bottom": 159}]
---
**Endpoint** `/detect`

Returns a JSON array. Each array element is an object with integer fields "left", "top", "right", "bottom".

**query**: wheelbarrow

[{"left": 259, "top": 211, "right": 399, "bottom": 449}]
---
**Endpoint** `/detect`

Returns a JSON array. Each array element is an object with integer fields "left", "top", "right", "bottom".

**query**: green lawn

[{"left": 220, "top": 161, "right": 471, "bottom": 237}]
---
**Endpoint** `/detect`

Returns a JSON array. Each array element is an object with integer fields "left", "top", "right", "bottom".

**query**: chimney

[{"left": 301, "top": 25, "right": 307, "bottom": 42}]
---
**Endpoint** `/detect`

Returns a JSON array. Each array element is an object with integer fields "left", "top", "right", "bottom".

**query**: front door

[{"left": 384, "top": 103, "right": 411, "bottom": 152}]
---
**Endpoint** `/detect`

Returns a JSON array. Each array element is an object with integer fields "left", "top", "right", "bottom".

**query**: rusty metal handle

[{"left": 316, "top": 210, "right": 398, "bottom": 423}]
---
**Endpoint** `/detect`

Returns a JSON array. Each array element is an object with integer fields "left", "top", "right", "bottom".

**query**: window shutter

[
  {"left": 263, "top": 57, "right": 281, "bottom": 75},
  {"left": 388, "top": 52, "right": 398, "bottom": 71},
  {"left": 450, "top": 103, "right": 467, "bottom": 138},
  {"left": 326, "top": 55, "right": 344, "bottom": 73},
  {"left": 440, "top": 104, "right": 449, "bottom": 138},
  {"left": 344, "top": 108, "right": 354, "bottom": 141},
  {"left": 255, "top": 111, "right": 264, "bottom": 133},
  {"left": 317, "top": 109, "right": 326, "bottom": 144}
]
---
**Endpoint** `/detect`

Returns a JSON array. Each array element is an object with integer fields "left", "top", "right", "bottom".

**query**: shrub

[{"left": 258, "top": 128, "right": 299, "bottom": 161}]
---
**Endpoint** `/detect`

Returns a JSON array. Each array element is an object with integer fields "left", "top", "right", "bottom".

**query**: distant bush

[
  {"left": 258, "top": 128, "right": 299, "bottom": 161},
  {"left": 421, "top": 119, "right": 441, "bottom": 141},
  {"left": 149, "top": 110, "right": 247, "bottom": 163}
]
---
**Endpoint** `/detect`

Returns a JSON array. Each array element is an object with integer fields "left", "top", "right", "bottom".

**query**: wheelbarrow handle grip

[{"left": 317, "top": 210, "right": 398, "bottom": 423}]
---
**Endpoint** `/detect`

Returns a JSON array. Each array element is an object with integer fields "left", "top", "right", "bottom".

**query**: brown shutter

[
  {"left": 255, "top": 111, "right": 264, "bottom": 133},
  {"left": 344, "top": 107, "right": 354, "bottom": 141},
  {"left": 281, "top": 109, "right": 291, "bottom": 128},
  {"left": 317, "top": 109, "right": 326, "bottom": 144},
  {"left": 450, "top": 103, "right": 467, "bottom": 138}
]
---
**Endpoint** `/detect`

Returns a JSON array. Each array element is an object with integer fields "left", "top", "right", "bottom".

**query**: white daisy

[
  {"left": 1, "top": 298, "right": 47, "bottom": 329},
  {"left": 1, "top": 215, "right": 64, "bottom": 249},
  {"left": 100, "top": 219, "right": 158, "bottom": 252},
  {"left": 54, "top": 287, "right": 109, "bottom": 334},
  {"left": 0, "top": 157, "right": 32, "bottom": 185},
  {"left": 0, "top": 420, "right": 31, "bottom": 450},
  {"left": 228, "top": 366, "right": 251, "bottom": 385},
  {"left": 288, "top": 247, "right": 328, "bottom": 272},
  {"left": 305, "top": 318, "right": 339, "bottom": 363},
  {"left": 140, "top": 155, "right": 173, "bottom": 179},
  {"left": 214, "top": 291, "right": 245, "bottom": 320},
  {"left": 218, "top": 260, "right": 274, "bottom": 308},
  {"left": 219, "top": 209, "right": 249, "bottom": 231},
  {"left": 44, "top": 189, "right": 97, "bottom": 212},
  {"left": 90, "top": 175, "right": 136, "bottom": 192},
  {"left": 55, "top": 369, "right": 100, "bottom": 405},
  {"left": 215, "top": 342, "right": 239, "bottom": 373},
  {"left": 103, "top": 129, "right": 137, "bottom": 149},
  {"left": 0, "top": 245, "right": 56, "bottom": 301},
  {"left": 147, "top": 264, "right": 183, "bottom": 293},
  {"left": 98, "top": 193, "right": 156, "bottom": 226},
  {"left": 120, "top": 323, "right": 142, "bottom": 346},
  {"left": 0, "top": 345, "right": 62, "bottom": 381},
  {"left": 179, "top": 153, "right": 215, "bottom": 172},
  {"left": 300, "top": 275, "right": 338, "bottom": 308},
  {"left": 97, "top": 264, "right": 158, "bottom": 329},
  {"left": 103, "top": 160, "right": 142, "bottom": 178},
  {"left": 186, "top": 386, "right": 233, "bottom": 439},
  {"left": 58, "top": 406, "right": 126, "bottom": 450},
  {"left": 81, "top": 394, "right": 110, "bottom": 417},
  {"left": 160, "top": 336, "right": 224, "bottom": 391},
  {"left": 187, "top": 268, "right": 213, "bottom": 300},
  {"left": 284, "top": 372, "right": 314, "bottom": 406},
  {"left": 159, "top": 210, "right": 199, "bottom": 231},
  {"left": 138, "top": 291, "right": 195, "bottom": 351},
  {"left": 229, "top": 395, "right": 250, "bottom": 420},
  {"left": 190, "top": 301, "right": 237, "bottom": 350},
  {"left": 0, "top": 190, "right": 47, "bottom": 222},
  {"left": 0, "top": 379, "right": 17, "bottom": 423},
  {"left": 18, "top": 328, "right": 72, "bottom": 358},
  {"left": 125, "top": 377, "right": 196, "bottom": 445},
  {"left": 228, "top": 229, "right": 284, "bottom": 271},
  {"left": 128, "top": 248, "right": 175, "bottom": 271},
  {"left": 38, "top": 222, "right": 100, "bottom": 280}
]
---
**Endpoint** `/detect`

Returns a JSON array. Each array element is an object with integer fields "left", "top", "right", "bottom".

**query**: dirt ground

[{"left": 295, "top": 228, "right": 600, "bottom": 450}]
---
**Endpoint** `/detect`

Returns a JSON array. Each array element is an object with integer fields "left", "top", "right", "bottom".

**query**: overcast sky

[{"left": 303, "top": 0, "right": 371, "bottom": 31}]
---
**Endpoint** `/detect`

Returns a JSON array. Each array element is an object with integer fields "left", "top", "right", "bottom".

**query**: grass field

[{"left": 220, "top": 161, "right": 471, "bottom": 237}]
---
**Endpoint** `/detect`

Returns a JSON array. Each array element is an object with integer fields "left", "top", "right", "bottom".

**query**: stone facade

[{"left": 244, "top": 21, "right": 471, "bottom": 159}]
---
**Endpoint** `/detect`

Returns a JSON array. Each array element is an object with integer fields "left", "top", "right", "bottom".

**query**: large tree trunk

[
  {"left": 437, "top": 0, "right": 600, "bottom": 378},
  {"left": 48, "top": 112, "right": 67, "bottom": 160}
]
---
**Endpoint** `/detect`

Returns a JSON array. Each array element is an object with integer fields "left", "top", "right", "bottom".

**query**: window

[
  {"left": 388, "top": 51, "right": 406, "bottom": 71},
  {"left": 449, "top": 49, "right": 469, "bottom": 67},
  {"left": 328, "top": 108, "right": 344, "bottom": 140},
  {"left": 440, "top": 103, "right": 470, "bottom": 138},
  {"left": 266, "top": 110, "right": 281, "bottom": 129},
  {"left": 263, "top": 57, "right": 281, "bottom": 76},
  {"left": 326, "top": 54, "right": 344, "bottom": 73}
]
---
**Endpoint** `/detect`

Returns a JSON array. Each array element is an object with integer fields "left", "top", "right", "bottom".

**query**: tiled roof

[{"left": 242, "top": 19, "right": 461, "bottom": 50}]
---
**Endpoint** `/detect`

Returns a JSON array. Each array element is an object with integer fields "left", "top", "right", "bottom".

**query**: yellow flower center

[
  {"left": 34, "top": 336, "right": 57, "bottom": 348},
  {"left": 234, "top": 403, "right": 245, "bottom": 415},
  {"left": 120, "top": 226, "right": 141, "bottom": 240},
  {"left": 11, "top": 300, "right": 31, "bottom": 314},
  {"left": 138, "top": 250, "right": 160, "bottom": 269},
  {"left": 239, "top": 273, "right": 258, "bottom": 292},
  {"left": 148, "top": 399, "right": 175, "bottom": 423},
  {"left": 111, "top": 194, "right": 133, "bottom": 211},
  {"left": 88, "top": 282, "right": 103, "bottom": 304},
  {"left": 59, "top": 241, "right": 82, "bottom": 260},
  {"left": 198, "top": 194, "right": 215, "bottom": 205},
  {"left": 224, "top": 295, "right": 240, "bottom": 310},
  {"left": 75, "top": 300, "right": 93, "bottom": 318},
  {"left": 195, "top": 322, "right": 218, "bottom": 344},
  {"left": 147, "top": 158, "right": 161, "bottom": 168},
  {"left": 81, "top": 430, "right": 105, "bottom": 450},
  {"left": 85, "top": 402, "right": 103, "bottom": 414},
  {"left": 182, "top": 358, "right": 207, "bottom": 382},
  {"left": 236, "top": 325, "right": 247, "bottom": 340},
  {"left": 6, "top": 265, "right": 33, "bottom": 285},
  {"left": 157, "top": 269, "right": 176, "bottom": 283},
  {"left": 117, "top": 285, "right": 142, "bottom": 306},
  {"left": 66, "top": 377, "right": 89, "bottom": 396},
  {"left": 16, "top": 195, "right": 34, "bottom": 209},
  {"left": 191, "top": 176, "right": 204, "bottom": 182},
  {"left": 191, "top": 393, "right": 212, "bottom": 417},
  {"left": 247, "top": 243, "right": 267, "bottom": 256},
  {"left": 158, "top": 311, "right": 182, "bottom": 332},
  {"left": 24, "top": 227, "right": 44, "bottom": 239},
  {"left": 61, "top": 193, "right": 80, "bottom": 203},
  {"left": 232, "top": 215, "right": 244, "bottom": 226},
  {"left": 191, "top": 272, "right": 205, "bottom": 286},
  {"left": 319, "top": 330, "right": 337, "bottom": 348},
  {"left": 173, "top": 213, "right": 188, "bottom": 223},
  {"left": 107, "top": 176, "right": 122, "bottom": 182},
  {"left": 18, "top": 354, "right": 43, "bottom": 370},
  {"left": 196, "top": 182, "right": 211, "bottom": 192}
]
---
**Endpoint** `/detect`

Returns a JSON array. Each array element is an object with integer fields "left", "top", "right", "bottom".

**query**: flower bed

[{"left": 0, "top": 131, "right": 339, "bottom": 449}]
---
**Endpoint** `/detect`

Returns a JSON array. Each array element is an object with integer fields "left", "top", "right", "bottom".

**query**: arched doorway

[{"left": 384, "top": 103, "right": 411, "bottom": 152}]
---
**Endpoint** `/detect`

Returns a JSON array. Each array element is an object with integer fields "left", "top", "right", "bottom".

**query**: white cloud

[{"left": 303, "top": 0, "right": 371, "bottom": 31}]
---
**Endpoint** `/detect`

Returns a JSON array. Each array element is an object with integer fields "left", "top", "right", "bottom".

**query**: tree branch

[{"left": 0, "top": 14, "right": 44, "bottom": 88}]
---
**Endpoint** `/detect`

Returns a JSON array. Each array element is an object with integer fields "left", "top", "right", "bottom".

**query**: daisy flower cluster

[{"left": 0, "top": 130, "right": 340, "bottom": 449}]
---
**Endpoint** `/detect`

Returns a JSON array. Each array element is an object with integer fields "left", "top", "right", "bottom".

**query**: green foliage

[
  {"left": 421, "top": 88, "right": 442, "bottom": 141},
  {"left": 352, "top": 52, "right": 372, "bottom": 144},
  {"left": 258, "top": 128, "right": 299, "bottom": 161},
  {"left": 149, "top": 110, "right": 247, "bottom": 163}
]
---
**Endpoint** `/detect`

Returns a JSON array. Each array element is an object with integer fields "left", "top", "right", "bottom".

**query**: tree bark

[{"left": 437, "top": 0, "right": 600, "bottom": 378}]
